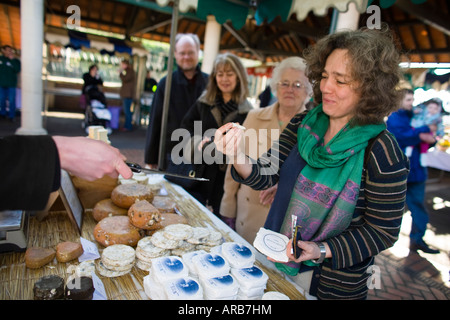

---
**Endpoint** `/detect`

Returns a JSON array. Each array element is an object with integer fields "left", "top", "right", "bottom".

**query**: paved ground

[{"left": 2, "top": 111, "right": 449, "bottom": 300}]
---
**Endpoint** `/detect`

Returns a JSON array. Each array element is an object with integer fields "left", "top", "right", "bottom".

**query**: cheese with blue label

[{"left": 221, "top": 242, "right": 255, "bottom": 269}]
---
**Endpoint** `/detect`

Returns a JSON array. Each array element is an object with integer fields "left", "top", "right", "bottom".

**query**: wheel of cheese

[
  {"left": 136, "top": 236, "right": 169, "bottom": 261},
  {"left": 101, "top": 244, "right": 135, "bottom": 269},
  {"left": 25, "top": 247, "right": 56, "bottom": 269},
  {"left": 65, "top": 276, "right": 95, "bottom": 300},
  {"left": 150, "top": 230, "right": 182, "bottom": 249},
  {"left": 111, "top": 184, "right": 154, "bottom": 209},
  {"left": 151, "top": 196, "right": 178, "bottom": 213},
  {"left": 128, "top": 200, "right": 161, "bottom": 230},
  {"left": 33, "top": 275, "right": 64, "bottom": 300},
  {"left": 163, "top": 224, "right": 193, "bottom": 241},
  {"left": 153, "top": 213, "right": 188, "bottom": 229},
  {"left": 96, "top": 260, "right": 132, "bottom": 278},
  {"left": 56, "top": 241, "right": 84, "bottom": 262},
  {"left": 135, "top": 258, "right": 152, "bottom": 271},
  {"left": 94, "top": 215, "right": 142, "bottom": 247},
  {"left": 93, "top": 198, "right": 128, "bottom": 222},
  {"left": 186, "top": 227, "right": 211, "bottom": 244}
]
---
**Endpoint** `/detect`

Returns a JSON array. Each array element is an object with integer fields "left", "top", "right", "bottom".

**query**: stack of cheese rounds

[
  {"left": 181, "top": 250, "right": 207, "bottom": 276},
  {"left": 231, "top": 265, "right": 269, "bottom": 300},
  {"left": 96, "top": 244, "right": 135, "bottom": 277},
  {"left": 190, "top": 252, "right": 230, "bottom": 281},
  {"left": 135, "top": 236, "right": 170, "bottom": 271},
  {"left": 148, "top": 224, "right": 196, "bottom": 256},
  {"left": 162, "top": 276, "right": 204, "bottom": 300},
  {"left": 143, "top": 255, "right": 195, "bottom": 300},
  {"left": 220, "top": 242, "right": 255, "bottom": 269},
  {"left": 200, "top": 274, "right": 240, "bottom": 300},
  {"left": 185, "top": 227, "right": 223, "bottom": 251}
]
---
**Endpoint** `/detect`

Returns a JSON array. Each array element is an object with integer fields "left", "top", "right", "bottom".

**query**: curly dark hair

[{"left": 303, "top": 25, "right": 404, "bottom": 126}]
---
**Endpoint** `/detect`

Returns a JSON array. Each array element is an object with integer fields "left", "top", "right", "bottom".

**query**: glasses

[{"left": 277, "top": 81, "right": 305, "bottom": 90}]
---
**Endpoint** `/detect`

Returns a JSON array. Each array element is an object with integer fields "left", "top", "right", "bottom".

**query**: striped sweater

[{"left": 231, "top": 111, "right": 409, "bottom": 299}]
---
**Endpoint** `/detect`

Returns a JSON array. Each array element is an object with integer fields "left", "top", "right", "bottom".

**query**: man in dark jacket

[
  {"left": 0, "top": 45, "right": 21, "bottom": 122},
  {"left": 0, "top": 135, "right": 132, "bottom": 211},
  {"left": 387, "top": 89, "right": 439, "bottom": 254},
  {"left": 144, "top": 33, "right": 208, "bottom": 170}
]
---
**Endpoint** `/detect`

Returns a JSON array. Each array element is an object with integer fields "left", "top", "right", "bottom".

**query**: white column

[
  {"left": 335, "top": 2, "right": 360, "bottom": 31},
  {"left": 16, "top": 0, "right": 47, "bottom": 135},
  {"left": 201, "top": 15, "right": 221, "bottom": 74}
]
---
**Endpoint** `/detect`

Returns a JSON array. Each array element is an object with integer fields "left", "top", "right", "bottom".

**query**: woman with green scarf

[{"left": 214, "top": 26, "right": 409, "bottom": 300}]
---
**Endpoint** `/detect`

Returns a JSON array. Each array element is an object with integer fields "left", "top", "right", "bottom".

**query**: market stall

[
  {"left": 0, "top": 174, "right": 306, "bottom": 300},
  {"left": 426, "top": 147, "right": 450, "bottom": 173}
]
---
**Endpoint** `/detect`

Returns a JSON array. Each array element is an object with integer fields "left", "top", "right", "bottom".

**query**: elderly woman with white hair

[{"left": 220, "top": 56, "right": 313, "bottom": 243}]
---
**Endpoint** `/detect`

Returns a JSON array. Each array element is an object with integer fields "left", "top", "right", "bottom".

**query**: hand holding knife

[{"left": 126, "top": 162, "right": 209, "bottom": 182}]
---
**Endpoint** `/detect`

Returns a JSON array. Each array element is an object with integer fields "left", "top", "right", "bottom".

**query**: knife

[{"left": 126, "top": 162, "right": 209, "bottom": 182}]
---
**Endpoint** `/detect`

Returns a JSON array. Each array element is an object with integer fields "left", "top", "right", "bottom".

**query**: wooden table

[
  {"left": 425, "top": 147, "right": 450, "bottom": 183},
  {"left": 0, "top": 175, "right": 306, "bottom": 300}
]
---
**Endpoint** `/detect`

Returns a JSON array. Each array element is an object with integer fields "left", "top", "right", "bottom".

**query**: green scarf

[{"left": 276, "top": 104, "right": 385, "bottom": 276}]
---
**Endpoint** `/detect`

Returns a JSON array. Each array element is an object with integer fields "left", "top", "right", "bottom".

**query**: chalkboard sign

[{"left": 59, "top": 170, "right": 83, "bottom": 234}]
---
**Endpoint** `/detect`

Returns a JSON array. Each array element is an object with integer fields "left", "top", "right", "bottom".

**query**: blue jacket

[{"left": 386, "top": 109, "right": 430, "bottom": 183}]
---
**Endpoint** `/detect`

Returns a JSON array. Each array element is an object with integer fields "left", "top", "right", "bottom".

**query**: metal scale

[{"left": 0, "top": 210, "right": 29, "bottom": 253}]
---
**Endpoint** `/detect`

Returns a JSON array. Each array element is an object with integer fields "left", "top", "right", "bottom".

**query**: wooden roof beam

[{"left": 395, "top": 0, "right": 450, "bottom": 37}]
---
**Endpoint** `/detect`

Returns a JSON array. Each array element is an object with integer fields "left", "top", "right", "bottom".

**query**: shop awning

[{"left": 153, "top": 0, "right": 370, "bottom": 29}]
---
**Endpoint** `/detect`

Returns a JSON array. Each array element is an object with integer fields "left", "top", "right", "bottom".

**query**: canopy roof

[{"left": 0, "top": 0, "right": 449, "bottom": 64}]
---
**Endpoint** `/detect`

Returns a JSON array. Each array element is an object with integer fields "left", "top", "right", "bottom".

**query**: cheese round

[
  {"left": 101, "top": 244, "right": 135, "bottom": 269},
  {"left": 94, "top": 215, "right": 141, "bottom": 247},
  {"left": 33, "top": 275, "right": 64, "bottom": 300},
  {"left": 111, "top": 183, "right": 154, "bottom": 209},
  {"left": 56, "top": 241, "right": 84, "bottom": 263},
  {"left": 93, "top": 198, "right": 128, "bottom": 222},
  {"left": 154, "top": 213, "right": 188, "bottom": 229},
  {"left": 151, "top": 196, "right": 178, "bottom": 213},
  {"left": 128, "top": 200, "right": 161, "bottom": 230},
  {"left": 65, "top": 276, "right": 95, "bottom": 300},
  {"left": 150, "top": 230, "right": 182, "bottom": 249},
  {"left": 163, "top": 224, "right": 193, "bottom": 241},
  {"left": 136, "top": 236, "right": 169, "bottom": 261},
  {"left": 186, "top": 227, "right": 210, "bottom": 244},
  {"left": 25, "top": 247, "right": 56, "bottom": 269},
  {"left": 96, "top": 260, "right": 132, "bottom": 278}
]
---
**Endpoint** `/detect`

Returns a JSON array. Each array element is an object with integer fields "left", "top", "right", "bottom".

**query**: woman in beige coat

[{"left": 220, "top": 57, "right": 313, "bottom": 243}]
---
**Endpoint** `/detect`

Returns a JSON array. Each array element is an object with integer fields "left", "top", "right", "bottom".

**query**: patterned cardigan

[{"left": 231, "top": 111, "right": 409, "bottom": 299}]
